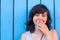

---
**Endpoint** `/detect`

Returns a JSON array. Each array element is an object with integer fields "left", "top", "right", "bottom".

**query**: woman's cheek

[{"left": 33, "top": 19, "right": 36, "bottom": 25}]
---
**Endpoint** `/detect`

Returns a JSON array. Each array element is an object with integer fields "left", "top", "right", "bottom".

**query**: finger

[
  {"left": 37, "top": 21, "right": 44, "bottom": 26},
  {"left": 37, "top": 22, "right": 43, "bottom": 27},
  {"left": 37, "top": 20, "right": 44, "bottom": 28},
  {"left": 37, "top": 25, "right": 41, "bottom": 29},
  {"left": 37, "top": 26, "right": 43, "bottom": 32},
  {"left": 37, "top": 23, "right": 42, "bottom": 28}
]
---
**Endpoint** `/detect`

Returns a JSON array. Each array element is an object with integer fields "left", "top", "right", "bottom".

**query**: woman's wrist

[{"left": 46, "top": 31, "right": 50, "bottom": 36}]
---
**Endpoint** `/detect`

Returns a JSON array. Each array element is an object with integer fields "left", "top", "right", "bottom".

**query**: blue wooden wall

[{"left": 0, "top": 0, "right": 60, "bottom": 40}]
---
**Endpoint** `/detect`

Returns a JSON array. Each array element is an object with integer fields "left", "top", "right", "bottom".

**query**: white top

[{"left": 26, "top": 30, "right": 52, "bottom": 40}]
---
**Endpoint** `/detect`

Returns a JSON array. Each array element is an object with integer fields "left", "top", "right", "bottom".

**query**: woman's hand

[
  {"left": 36, "top": 20, "right": 50, "bottom": 35},
  {"left": 36, "top": 20, "right": 53, "bottom": 40}
]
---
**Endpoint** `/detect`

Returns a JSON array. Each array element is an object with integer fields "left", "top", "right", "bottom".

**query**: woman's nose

[{"left": 38, "top": 15, "right": 43, "bottom": 19}]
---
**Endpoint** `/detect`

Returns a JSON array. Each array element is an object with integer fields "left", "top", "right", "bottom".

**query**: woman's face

[{"left": 33, "top": 12, "right": 47, "bottom": 26}]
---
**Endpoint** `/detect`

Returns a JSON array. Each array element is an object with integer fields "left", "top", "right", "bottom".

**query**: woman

[{"left": 21, "top": 4, "right": 58, "bottom": 40}]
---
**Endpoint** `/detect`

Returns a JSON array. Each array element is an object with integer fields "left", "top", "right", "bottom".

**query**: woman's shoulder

[
  {"left": 50, "top": 29, "right": 57, "bottom": 33},
  {"left": 52, "top": 29, "right": 58, "bottom": 40},
  {"left": 20, "top": 32, "right": 26, "bottom": 40},
  {"left": 52, "top": 29, "right": 58, "bottom": 36},
  {"left": 20, "top": 31, "right": 30, "bottom": 40},
  {"left": 50, "top": 29, "right": 58, "bottom": 40}
]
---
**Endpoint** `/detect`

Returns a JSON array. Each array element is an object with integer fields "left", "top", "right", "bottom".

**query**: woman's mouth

[{"left": 37, "top": 19, "right": 45, "bottom": 23}]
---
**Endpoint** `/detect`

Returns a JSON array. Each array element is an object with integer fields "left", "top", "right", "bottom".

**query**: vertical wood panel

[
  {"left": 55, "top": 0, "right": 60, "bottom": 40},
  {"left": 1, "top": 0, "right": 13, "bottom": 40},
  {"left": 0, "top": 0, "right": 1, "bottom": 40},
  {"left": 14, "top": 0, "right": 26, "bottom": 40}
]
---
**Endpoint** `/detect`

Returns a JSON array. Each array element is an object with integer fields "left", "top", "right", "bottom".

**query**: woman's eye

[
  {"left": 35, "top": 14, "right": 39, "bottom": 16},
  {"left": 42, "top": 14, "right": 46, "bottom": 17}
]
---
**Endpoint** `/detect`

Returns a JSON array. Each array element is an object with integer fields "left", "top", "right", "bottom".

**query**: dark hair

[{"left": 26, "top": 4, "right": 52, "bottom": 33}]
